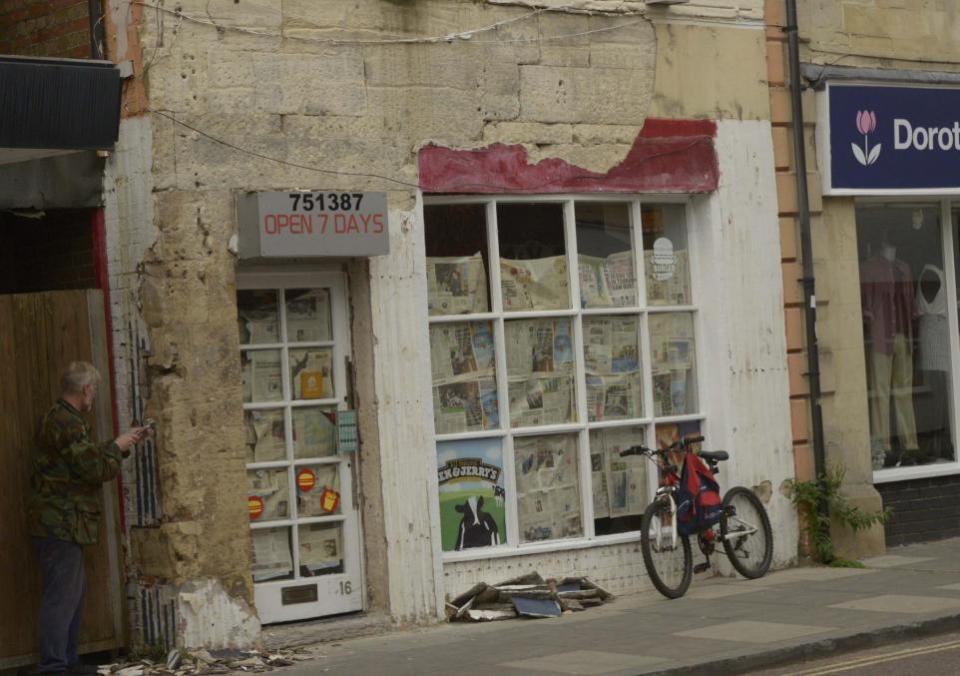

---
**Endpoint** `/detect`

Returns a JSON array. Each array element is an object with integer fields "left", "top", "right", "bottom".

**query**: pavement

[{"left": 272, "top": 537, "right": 960, "bottom": 675}]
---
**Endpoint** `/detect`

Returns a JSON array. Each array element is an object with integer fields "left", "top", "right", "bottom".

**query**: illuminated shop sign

[{"left": 818, "top": 83, "right": 960, "bottom": 195}]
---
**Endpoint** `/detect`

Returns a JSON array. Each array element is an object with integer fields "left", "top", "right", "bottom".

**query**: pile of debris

[
  {"left": 446, "top": 572, "right": 613, "bottom": 622},
  {"left": 93, "top": 647, "right": 317, "bottom": 675}
]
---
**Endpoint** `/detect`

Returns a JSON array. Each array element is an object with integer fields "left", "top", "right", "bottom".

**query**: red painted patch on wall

[{"left": 418, "top": 118, "right": 719, "bottom": 194}]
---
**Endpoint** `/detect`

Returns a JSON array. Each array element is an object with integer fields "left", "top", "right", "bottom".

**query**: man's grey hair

[{"left": 61, "top": 361, "right": 102, "bottom": 394}]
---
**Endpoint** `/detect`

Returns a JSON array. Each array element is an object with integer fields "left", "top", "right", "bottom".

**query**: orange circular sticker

[
  {"left": 297, "top": 469, "right": 316, "bottom": 492},
  {"left": 248, "top": 495, "right": 264, "bottom": 520}
]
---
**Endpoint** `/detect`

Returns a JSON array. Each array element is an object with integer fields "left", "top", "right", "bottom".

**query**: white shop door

[{"left": 237, "top": 271, "right": 363, "bottom": 623}]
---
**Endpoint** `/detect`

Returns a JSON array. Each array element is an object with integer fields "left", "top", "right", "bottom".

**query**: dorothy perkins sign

[{"left": 818, "top": 83, "right": 960, "bottom": 194}]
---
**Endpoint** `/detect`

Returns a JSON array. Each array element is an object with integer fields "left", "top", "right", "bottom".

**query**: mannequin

[
  {"left": 860, "top": 234, "right": 920, "bottom": 468},
  {"left": 916, "top": 264, "right": 952, "bottom": 462}
]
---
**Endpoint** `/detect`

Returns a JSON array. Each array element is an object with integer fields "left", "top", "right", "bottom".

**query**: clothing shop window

[
  {"left": 425, "top": 197, "right": 704, "bottom": 557},
  {"left": 857, "top": 204, "right": 956, "bottom": 474}
]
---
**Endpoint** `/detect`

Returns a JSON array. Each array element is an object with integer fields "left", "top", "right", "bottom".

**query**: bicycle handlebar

[{"left": 618, "top": 435, "right": 705, "bottom": 457}]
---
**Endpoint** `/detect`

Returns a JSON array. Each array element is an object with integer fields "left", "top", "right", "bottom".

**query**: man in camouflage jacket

[{"left": 28, "top": 361, "right": 147, "bottom": 675}]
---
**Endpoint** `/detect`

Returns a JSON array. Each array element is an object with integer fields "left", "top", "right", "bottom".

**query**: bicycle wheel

[
  {"left": 721, "top": 486, "right": 773, "bottom": 579},
  {"left": 640, "top": 498, "right": 692, "bottom": 599}
]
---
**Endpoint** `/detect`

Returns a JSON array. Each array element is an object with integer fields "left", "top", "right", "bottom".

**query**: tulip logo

[{"left": 853, "top": 110, "right": 881, "bottom": 166}]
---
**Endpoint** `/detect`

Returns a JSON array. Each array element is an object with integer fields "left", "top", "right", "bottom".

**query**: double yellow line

[{"left": 786, "top": 638, "right": 960, "bottom": 675}]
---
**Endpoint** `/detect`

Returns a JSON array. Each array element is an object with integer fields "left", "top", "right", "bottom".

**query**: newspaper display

[
  {"left": 500, "top": 256, "right": 570, "bottom": 311},
  {"left": 245, "top": 409, "right": 286, "bottom": 463},
  {"left": 297, "top": 465, "right": 340, "bottom": 517},
  {"left": 427, "top": 253, "right": 489, "bottom": 315},
  {"left": 286, "top": 288, "right": 331, "bottom": 342},
  {"left": 583, "top": 316, "right": 642, "bottom": 421},
  {"left": 650, "top": 313, "right": 696, "bottom": 417},
  {"left": 430, "top": 322, "right": 500, "bottom": 434},
  {"left": 290, "top": 348, "right": 334, "bottom": 400},
  {"left": 251, "top": 528, "right": 293, "bottom": 582},
  {"left": 506, "top": 319, "right": 576, "bottom": 427},
  {"left": 238, "top": 291, "right": 279, "bottom": 344},
  {"left": 248, "top": 468, "right": 289, "bottom": 520},
  {"left": 514, "top": 435, "right": 582, "bottom": 542},
  {"left": 645, "top": 248, "right": 691, "bottom": 306},
  {"left": 292, "top": 408, "right": 337, "bottom": 458},
  {"left": 242, "top": 350, "right": 283, "bottom": 403},
  {"left": 578, "top": 251, "right": 637, "bottom": 308},
  {"left": 590, "top": 428, "right": 647, "bottom": 519},
  {"left": 299, "top": 523, "right": 343, "bottom": 575}
]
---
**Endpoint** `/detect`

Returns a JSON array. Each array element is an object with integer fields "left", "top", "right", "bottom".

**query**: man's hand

[{"left": 115, "top": 427, "right": 150, "bottom": 455}]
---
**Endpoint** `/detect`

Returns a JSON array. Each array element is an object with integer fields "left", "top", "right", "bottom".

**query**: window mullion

[
  {"left": 565, "top": 199, "right": 594, "bottom": 537},
  {"left": 486, "top": 200, "right": 519, "bottom": 547}
]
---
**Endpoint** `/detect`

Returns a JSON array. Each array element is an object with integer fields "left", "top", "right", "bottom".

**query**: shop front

[
  {"left": 817, "top": 80, "right": 960, "bottom": 545},
  {"left": 416, "top": 121, "right": 798, "bottom": 594}
]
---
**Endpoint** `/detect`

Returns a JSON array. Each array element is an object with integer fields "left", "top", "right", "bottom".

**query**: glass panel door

[{"left": 238, "top": 272, "right": 362, "bottom": 623}]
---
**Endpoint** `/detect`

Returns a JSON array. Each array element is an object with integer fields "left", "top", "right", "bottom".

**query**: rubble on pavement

[
  {"left": 446, "top": 571, "right": 613, "bottom": 622},
  {"left": 93, "top": 646, "right": 318, "bottom": 675}
]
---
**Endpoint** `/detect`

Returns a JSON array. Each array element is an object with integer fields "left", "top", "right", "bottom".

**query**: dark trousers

[{"left": 33, "top": 537, "right": 86, "bottom": 673}]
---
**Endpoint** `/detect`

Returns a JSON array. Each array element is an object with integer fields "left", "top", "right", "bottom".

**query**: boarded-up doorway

[{"left": 0, "top": 290, "right": 124, "bottom": 669}]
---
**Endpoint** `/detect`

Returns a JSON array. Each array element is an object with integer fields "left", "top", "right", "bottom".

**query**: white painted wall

[
  {"left": 693, "top": 119, "right": 798, "bottom": 568},
  {"left": 368, "top": 198, "right": 446, "bottom": 622}
]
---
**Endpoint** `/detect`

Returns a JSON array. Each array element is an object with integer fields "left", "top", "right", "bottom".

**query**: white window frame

[
  {"left": 858, "top": 197, "right": 960, "bottom": 484},
  {"left": 424, "top": 194, "right": 707, "bottom": 562}
]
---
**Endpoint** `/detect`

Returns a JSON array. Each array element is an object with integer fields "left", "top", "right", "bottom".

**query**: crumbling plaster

[{"left": 135, "top": 0, "right": 777, "bottom": 628}]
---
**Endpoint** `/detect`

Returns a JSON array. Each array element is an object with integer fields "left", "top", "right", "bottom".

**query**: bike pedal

[{"left": 693, "top": 562, "right": 711, "bottom": 574}]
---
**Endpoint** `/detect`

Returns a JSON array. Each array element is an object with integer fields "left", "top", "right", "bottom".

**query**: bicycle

[{"left": 620, "top": 435, "right": 773, "bottom": 599}]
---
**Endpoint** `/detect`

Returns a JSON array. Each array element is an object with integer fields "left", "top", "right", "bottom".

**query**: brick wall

[
  {"left": 877, "top": 475, "right": 960, "bottom": 548},
  {"left": 0, "top": 0, "right": 92, "bottom": 59},
  {"left": 0, "top": 210, "right": 96, "bottom": 293}
]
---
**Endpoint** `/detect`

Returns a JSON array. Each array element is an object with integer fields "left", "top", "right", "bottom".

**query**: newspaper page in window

[
  {"left": 286, "top": 289, "right": 331, "bottom": 342},
  {"left": 506, "top": 319, "right": 575, "bottom": 427},
  {"left": 590, "top": 447, "right": 610, "bottom": 519},
  {"left": 651, "top": 314, "right": 694, "bottom": 416},
  {"left": 579, "top": 255, "right": 613, "bottom": 308},
  {"left": 299, "top": 524, "right": 342, "bottom": 575},
  {"left": 601, "top": 428, "right": 647, "bottom": 518},
  {"left": 290, "top": 348, "right": 333, "bottom": 400},
  {"left": 243, "top": 351, "right": 283, "bottom": 403},
  {"left": 603, "top": 250, "right": 638, "bottom": 307},
  {"left": 500, "top": 256, "right": 569, "bottom": 311},
  {"left": 430, "top": 322, "right": 499, "bottom": 434},
  {"left": 427, "top": 252, "right": 489, "bottom": 315},
  {"left": 645, "top": 248, "right": 690, "bottom": 306},
  {"left": 251, "top": 529, "right": 293, "bottom": 582},
  {"left": 245, "top": 410, "right": 285, "bottom": 463},
  {"left": 583, "top": 316, "right": 642, "bottom": 421},
  {"left": 514, "top": 435, "right": 582, "bottom": 542}
]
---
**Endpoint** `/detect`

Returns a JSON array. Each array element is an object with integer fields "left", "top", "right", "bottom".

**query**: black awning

[{"left": 0, "top": 56, "right": 121, "bottom": 150}]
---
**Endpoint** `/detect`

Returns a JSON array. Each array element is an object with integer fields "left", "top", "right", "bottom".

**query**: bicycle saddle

[{"left": 699, "top": 450, "right": 729, "bottom": 462}]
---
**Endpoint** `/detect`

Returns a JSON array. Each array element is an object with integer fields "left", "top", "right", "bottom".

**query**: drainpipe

[{"left": 784, "top": 0, "right": 827, "bottom": 486}]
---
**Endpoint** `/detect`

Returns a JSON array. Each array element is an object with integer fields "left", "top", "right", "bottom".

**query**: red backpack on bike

[{"left": 672, "top": 452, "right": 723, "bottom": 536}]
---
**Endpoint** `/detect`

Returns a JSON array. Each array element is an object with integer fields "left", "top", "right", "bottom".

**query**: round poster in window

[
  {"left": 297, "top": 468, "right": 316, "bottom": 492},
  {"left": 248, "top": 495, "right": 264, "bottom": 520}
]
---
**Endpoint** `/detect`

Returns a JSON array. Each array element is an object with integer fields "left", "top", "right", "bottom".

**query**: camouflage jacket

[{"left": 27, "top": 399, "right": 123, "bottom": 545}]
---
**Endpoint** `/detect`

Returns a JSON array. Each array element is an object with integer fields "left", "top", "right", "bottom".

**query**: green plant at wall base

[{"left": 788, "top": 465, "right": 891, "bottom": 567}]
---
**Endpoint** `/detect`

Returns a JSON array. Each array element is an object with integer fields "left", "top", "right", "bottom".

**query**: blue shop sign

[{"left": 819, "top": 83, "right": 960, "bottom": 194}]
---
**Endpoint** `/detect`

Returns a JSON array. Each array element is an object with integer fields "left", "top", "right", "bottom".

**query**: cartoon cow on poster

[{"left": 454, "top": 496, "right": 501, "bottom": 550}]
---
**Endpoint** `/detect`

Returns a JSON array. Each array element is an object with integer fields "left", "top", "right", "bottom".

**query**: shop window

[
  {"left": 426, "top": 197, "right": 703, "bottom": 554},
  {"left": 856, "top": 204, "right": 955, "bottom": 471}
]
